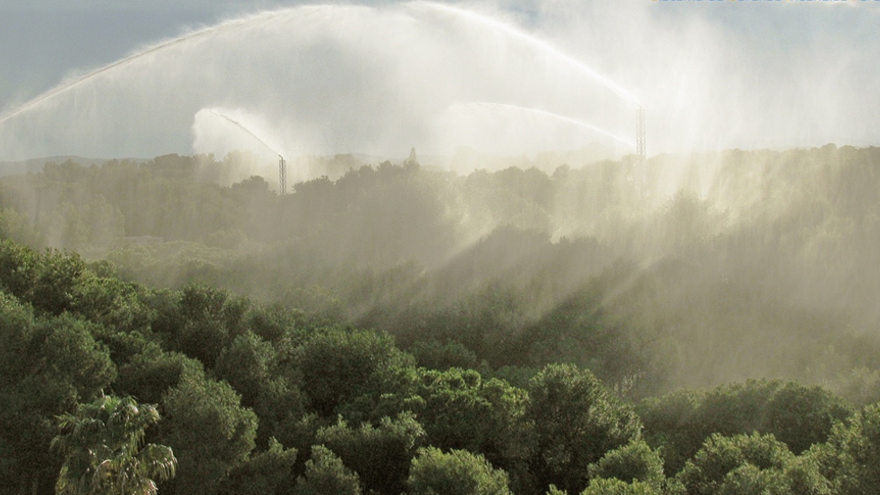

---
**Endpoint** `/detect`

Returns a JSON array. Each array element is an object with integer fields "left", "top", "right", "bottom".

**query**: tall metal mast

[
  {"left": 636, "top": 107, "right": 646, "bottom": 159},
  {"left": 278, "top": 155, "right": 287, "bottom": 195}
]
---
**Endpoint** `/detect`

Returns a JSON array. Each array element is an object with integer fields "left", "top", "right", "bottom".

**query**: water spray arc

[
  {"left": 207, "top": 109, "right": 287, "bottom": 194},
  {"left": 416, "top": 1, "right": 641, "bottom": 108},
  {"left": 1, "top": 2, "right": 643, "bottom": 160},
  {"left": 464, "top": 101, "right": 636, "bottom": 148},
  {"left": 208, "top": 110, "right": 278, "bottom": 155},
  {"left": 0, "top": 11, "right": 289, "bottom": 127}
]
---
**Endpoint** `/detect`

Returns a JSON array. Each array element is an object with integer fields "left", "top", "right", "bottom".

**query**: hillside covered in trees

[
  {"left": 3, "top": 146, "right": 880, "bottom": 494},
  {"left": 0, "top": 237, "right": 878, "bottom": 495}
]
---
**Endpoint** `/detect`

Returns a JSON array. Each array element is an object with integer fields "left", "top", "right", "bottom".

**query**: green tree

[
  {"left": 218, "top": 438, "right": 297, "bottom": 495},
  {"left": 0, "top": 303, "right": 117, "bottom": 495},
  {"left": 52, "top": 395, "right": 176, "bottom": 495},
  {"left": 527, "top": 364, "right": 642, "bottom": 494},
  {"left": 410, "top": 368, "right": 530, "bottom": 475},
  {"left": 297, "top": 327, "right": 414, "bottom": 417},
  {"left": 157, "top": 369, "right": 257, "bottom": 495},
  {"left": 820, "top": 402, "right": 880, "bottom": 495},
  {"left": 587, "top": 440, "right": 664, "bottom": 490},
  {"left": 316, "top": 412, "right": 425, "bottom": 495},
  {"left": 407, "top": 447, "right": 513, "bottom": 495},
  {"left": 114, "top": 345, "right": 203, "bottom": 405},
  {"left": 580, "top": 478, "right": 660, "bottom": 495},
  {"left": 294, "top": 446, "right": 361, "bottom": 495},
  {"left": 675, "top": 433, "right": 795, "bottom": 495},
  {"left": 169, "top": 285, "right": 250, "bottom": 369},
  {"left": 638, "top": 380, "right": 851, "bottom": 476}
]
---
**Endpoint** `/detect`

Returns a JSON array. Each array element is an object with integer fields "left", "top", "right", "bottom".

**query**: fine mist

[
  {"left": 2, "top": 144, "right": 880, "bottom": 402},
  {"left": 2, "top": 1, "right": 877, "bottom": 167},
  {"left": 0, "top": 1, "right": 879, "bottom": 400}
]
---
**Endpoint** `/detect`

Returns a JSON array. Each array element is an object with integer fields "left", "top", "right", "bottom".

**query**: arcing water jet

[
  {"left": 208, "top": 109, "right": 279, "bottom": 156},
  {"left": 0, "top": 2, "right": 642, "bottom": 162},
  {"left": 464, "top": 101, "right": 636, "bottom": 148},
  {"left": 0, "top": 7, "right": 325, "bottom": 128},
  {"left": 205, "top": 108, "right": 287, "bottom": 193},
  {"left": 414, "top": 1, "right": 641, "bottom": 108}
]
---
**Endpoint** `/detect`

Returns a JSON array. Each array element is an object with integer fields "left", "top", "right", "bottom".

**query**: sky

[{"left": 0, "top": 0, "right": 878, "bottom": 162}]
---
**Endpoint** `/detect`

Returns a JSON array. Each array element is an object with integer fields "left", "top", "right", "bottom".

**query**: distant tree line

[
  {"left": 3, "top": 146, "right": 880, "bottom": 493},
  {"left": 3, "top": 147, "right": 880, "bottom": 396}
]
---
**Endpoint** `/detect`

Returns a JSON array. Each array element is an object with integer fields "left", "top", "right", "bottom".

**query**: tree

[
  {"left": 169, "top": 285, "right": 250, "bottom": 369},
  {"left": 674, "top": 433, "right": 795, "bottom": 495},
  {"left": 114, "top": 345, "right": 203, "bottom": 406},
  {"left": 218, "top": 438, "right": 297, "bottom": 495},
  {"left": 587, "top": 440, "right": 665, "bottom": 490},
  {"left": 316, "top": 412, "right": 425, "bottom": 495},
  {"left": 409, "top": 368, "right": 530, "bottom": 475},
  {"left": 296, "top": 327, "right": 414, "bottom": 417},
  {"left": 638, "top": 380, "right": 851, "bottom": 476},
  {"left": 0, "top": 306, "right": 117, "bottom": 495},
  {"left": 581, "top": 478, "right": 660, "bottom": 495},
  {"left": 820, "top": 402, "right": 880, "bottom": 495},
  {"left": 527, "top": 364, "right": 642, "bottom": 494},
  {"left": 157, "top": 369, "right": 257, "bottom": 495},
  {"left": 294, "top": 446, "right": 361, "bottom": 495},
  {"left": 407, "top": 447, "right": 513, "bottom": 495},
  {"left": 52, "top": 395, "right": 176, "bottom": 495}
]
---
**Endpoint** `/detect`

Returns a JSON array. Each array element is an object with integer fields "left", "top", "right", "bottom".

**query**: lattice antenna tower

[
  {"left": 278, "top": 155, "right": 287, "bottom": 195},
  {"left": 636, "top": 107, "right": 646, "bottom": 159}
]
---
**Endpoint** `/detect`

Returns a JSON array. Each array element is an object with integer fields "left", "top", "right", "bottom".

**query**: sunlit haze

[{"left": 1, "top": 0, "right": 878, "bottom": 167}]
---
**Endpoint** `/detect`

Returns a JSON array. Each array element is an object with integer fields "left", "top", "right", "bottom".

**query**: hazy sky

[{"left": 1, "top": 0, "right": 878, "bottom": 161}]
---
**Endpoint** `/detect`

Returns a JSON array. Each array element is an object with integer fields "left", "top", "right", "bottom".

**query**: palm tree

[{"left": 52, "top": 394, "right": 177, "bottom": 495}]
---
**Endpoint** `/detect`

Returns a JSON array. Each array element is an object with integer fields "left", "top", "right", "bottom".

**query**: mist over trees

[
  {"left": 2, "top": 146, "right": 880, "bottom": 494},
  {"left": 3, "top": 146, "right": 880, "bottom": 395}
]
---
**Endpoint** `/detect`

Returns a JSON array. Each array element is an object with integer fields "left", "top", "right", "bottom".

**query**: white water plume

[
  {"left": 0, "top": 2, "right": 638, "bottom": 165},
  {"left": 412, "top": 1, "right": 641, "bottom": 107},
  {"left": 0, "top": 0, "right": 877, "bottom": 168},
  {"left": 199, "top": 108, "right": 281, "bottom": 157},
  {"left": 463, "top": 101, "right": 635, "bottom": 148}
]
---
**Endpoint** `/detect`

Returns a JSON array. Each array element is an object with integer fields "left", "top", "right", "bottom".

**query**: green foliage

[
  {"left": 297, "top": 327, "right": 415, "bottom": 417},
  {"left": 316, "top": 412, "right": 425, "bottom": 495},
  {"left": 410, "top": 367, "right": 530, "bottom": 473},
  {"left": 407, "top": 447, "right": 513, "bottom": 495},
  {"left": 215, "top": 330, "right": 309, "bottom": 448},
  {"left": 295, "top": 445, "right": 361, "bottom": 495},
  {"left": 410, "top": 339, "right": 478, "bottom": 371},
  {"left": 639, "top": 380, "right": 852, "bottom": 475},
  {"left": 587, "top": 441, "right": 664, "bottom": 489},
  {"left": 52, "top": 395, "right": 177, "bottom": 495},
  {"left": 820, "top": 402, "right": 880, "bottom": 495},
  {"left": 114, "top": 345, "right": 203, "bottom": 405},
  {"left": 674, "top": 433, "right": 804, "bottom": 495},
  {"left": 0, "top": 239, "right": 88, "bottom": 316},
  {"left": 30, "top": 315, "right": 118, "bottom": 397},
  {"left": 527, "top": 363, "right": 642, "bottom": 494},
  {"left": 580, "top": 478, "right": 660, "bottom": 495},
  {"left": 157, "top": 368, "right": 257, "bottom": 495},
  {"left": 168, "top": 284, "right": 250, "bottom": 369},
  {"left": 218, "top": 438, "right": 297, "bottom": 495},
  {"left": 215, "top": 331, "right": 277, "bottom": 407},
  {"left": 70, "top": 272, "right": 154, "bottom": 338},
  {"left": 0, "top": 290, "right": 118, "bottom": 494}
]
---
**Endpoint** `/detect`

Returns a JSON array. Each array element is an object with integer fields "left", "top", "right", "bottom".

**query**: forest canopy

[{"left": 2, "top": 146, "right": 880, "bottom": 494}]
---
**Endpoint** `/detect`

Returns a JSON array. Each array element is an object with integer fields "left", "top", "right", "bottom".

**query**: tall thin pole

[
  {"left": 278, "top": 155, "right": 287, "bottom": 195},
  {"left": 636, "top": 107, "right": 646, "bottom": 159}
]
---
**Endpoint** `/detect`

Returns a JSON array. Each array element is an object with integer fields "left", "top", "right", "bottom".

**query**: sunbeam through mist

[
  {"left": 3, "top": 5, "right": 880, "bottom": 491},
  {"left": 0, "top": 1, "right": 641, "bottom": 164}
]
